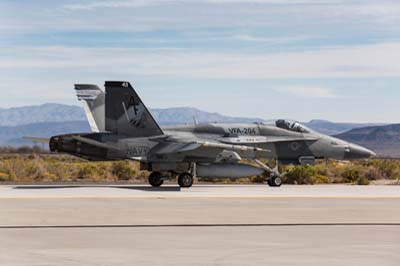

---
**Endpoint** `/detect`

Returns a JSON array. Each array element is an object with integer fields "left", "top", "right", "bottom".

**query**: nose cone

[{"left": 345, "top": 143, "right": 376, "bottom": 160}]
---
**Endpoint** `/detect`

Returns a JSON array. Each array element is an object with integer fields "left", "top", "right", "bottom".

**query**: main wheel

[
  {"left": 148, "top": 172, "right": 164, "bottom": 187},
  {"left": 268, "top": 175, "right": 282, "bottom": 187},
  {"left": 178, "top": 173, "right": 193, "bottom": 188}
]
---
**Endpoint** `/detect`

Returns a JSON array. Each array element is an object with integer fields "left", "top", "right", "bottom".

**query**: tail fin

[
  {"left": 105, "top": 81, "right": 163, "bottom": 137},
  {"left": 75, "top": 84, "right": 105, "bottom": 132}
]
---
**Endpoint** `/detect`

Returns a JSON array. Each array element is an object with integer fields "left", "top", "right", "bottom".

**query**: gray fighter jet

[{"left": 48, "top": 81, "right": 376, "bottom": 188}]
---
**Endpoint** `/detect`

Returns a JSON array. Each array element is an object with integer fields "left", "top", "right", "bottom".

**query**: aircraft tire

[
  {"left": 149, "top": 172, "right": 164, "bottom": 187},
  {"left": 268, "top": 176, "right": 282, "bottom": 187},
  {"left": 178, "top": 173, "right": 193, "bottom": 188}
]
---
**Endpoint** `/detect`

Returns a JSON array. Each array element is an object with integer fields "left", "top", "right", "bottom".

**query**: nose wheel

[{"left": 267, "top": 174, "right": 282, "bottom": 187}]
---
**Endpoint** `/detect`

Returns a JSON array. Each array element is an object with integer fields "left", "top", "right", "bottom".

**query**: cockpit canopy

[{"left": 275, "top": 119, "right": 311, "bottom": 133}]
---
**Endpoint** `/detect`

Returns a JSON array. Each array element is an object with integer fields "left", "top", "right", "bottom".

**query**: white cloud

[
  {"left": 206, "top": 0, "right": 343, "bottom": 4},
  {"left": 1, "top": 0, "right": 398, "bottom": 34},
  {"left": 3, "top": 42, "right": 400, "bottom": 79},
  {"left": 64, "top": 0, "right": 343, "bottom": 11},
  {"left": 63, "top": 0, "right": 168, "bottom": 11},
  {"left": 273, "top": 87, "right": 336, "bottom": 98},
  {"left": 231, "top": 34, "right": 310, "bottom": 44}
]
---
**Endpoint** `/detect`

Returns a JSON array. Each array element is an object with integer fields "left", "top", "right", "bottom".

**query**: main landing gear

[
  {"left": 148, "top": 172, "right": 164, "bottom": 187},
  {"left": 148, "top": 172, "right": 194, "bottom": 188},
  {"left": 178, "top": 173, "right": 194, "bottom": 188}
]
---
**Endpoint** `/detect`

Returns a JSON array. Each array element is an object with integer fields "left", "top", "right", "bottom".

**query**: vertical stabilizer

[
  {"left": 75, "top": 84, "right": 105, "bottom": 132},
  {"left": 105, "top": 81, "right": 163, "bottom": 137}
]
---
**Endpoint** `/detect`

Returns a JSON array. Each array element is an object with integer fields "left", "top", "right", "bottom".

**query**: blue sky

[{"left": 1, "top": 0, "right": 400, "bottom": 122}]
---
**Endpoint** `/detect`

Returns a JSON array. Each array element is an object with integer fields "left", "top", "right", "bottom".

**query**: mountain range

[
  {"left": 0, "top": 104, "right": 86, "bottom": 127},
  {"left": 0, "top": 103, "right": 381, "bottom": 133},
  {"left": 0, "top": 103, "right": 398, "bottom": 157},
  {"left": 335, "top": 124, "right": 400, "bottom": 158}
]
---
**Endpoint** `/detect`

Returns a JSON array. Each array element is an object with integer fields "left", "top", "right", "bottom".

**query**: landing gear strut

[
  {"left": 254, "top": 159, "right": 283, "bottom": 187},
  {"left": 148, "top": 172, "right": 164, "bottom": 187},
  {"left": 177, "top": 163, "right": 196, "bottom": 188}
]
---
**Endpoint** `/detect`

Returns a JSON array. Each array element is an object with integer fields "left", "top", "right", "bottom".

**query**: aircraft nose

[{"left": 345, "top": 143, "right": 376, "bottom": 159}]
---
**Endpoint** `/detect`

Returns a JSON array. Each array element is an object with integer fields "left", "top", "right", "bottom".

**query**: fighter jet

[{"left": 47, "top": 81, "right": 376, "bottom": 188}]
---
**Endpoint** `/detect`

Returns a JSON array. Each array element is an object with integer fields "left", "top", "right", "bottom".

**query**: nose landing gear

[
  {"left": 267, "top": 174, "right": 283, "bottom": 187},
  {"left": 254, "top": 159, "right": 283, "bottom": 187}
]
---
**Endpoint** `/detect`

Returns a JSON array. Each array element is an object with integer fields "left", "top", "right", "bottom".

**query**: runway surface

[{"left": 1, "top": 185, "right": 400, "bottom": 265}]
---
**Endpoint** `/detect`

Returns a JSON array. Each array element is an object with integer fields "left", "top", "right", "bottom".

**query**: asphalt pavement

[{"left": 1, "top": 184, "right": 399, "bottom": 266}]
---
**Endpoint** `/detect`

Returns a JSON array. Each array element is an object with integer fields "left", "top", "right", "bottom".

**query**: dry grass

[
  {"left": 0, "top": 153, "right": 399, "bottom": 185},
  {"left": 0, "top": 154, "right": 145, "bottom": 183}
]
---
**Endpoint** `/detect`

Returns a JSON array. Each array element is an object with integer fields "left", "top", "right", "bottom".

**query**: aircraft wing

[
  {"left": 154, "top": 140, "right": 268, "bottom": 154},
  {"left": 151, "top": 140, "right": 270, "bottom": 163}
]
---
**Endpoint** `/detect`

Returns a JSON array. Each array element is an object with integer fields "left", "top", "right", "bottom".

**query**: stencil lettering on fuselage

[
  {"left": 228, "top": 128, "right": 257, "bottom": 135},
  {"left": 127, "top": 146, "right": 149, "bottom": 157}
]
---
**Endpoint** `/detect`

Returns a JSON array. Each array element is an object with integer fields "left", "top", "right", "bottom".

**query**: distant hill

[
  {"left": 0, "top": 104, "right": 263, "bottom": 127},
  {"left": 0, "top": 103, "right": 381, "bottom": 131},
  {"left": 0, "top": 104, "right": 265, "bottom": 146},
  {"left": 335, "top": 124, "right": 400, "bottom": 158},
  {"left": 151, "top": 107, "right": 264, "bottom": 125},
  {"left": 304, "top": 120, "right": 385, "bottom": 135},
  {"left": 0, "top": 104, "right": 86, "bottom": 127}
]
